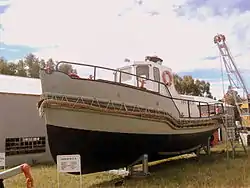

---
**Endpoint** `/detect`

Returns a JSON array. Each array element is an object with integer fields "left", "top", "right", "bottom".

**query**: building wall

[{"left": 0, "top": 92, "right": 53, "bottom": 167}]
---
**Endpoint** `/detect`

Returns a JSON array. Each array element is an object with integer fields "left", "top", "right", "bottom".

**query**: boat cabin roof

[{"left": 117, "top": 56, "right": 165, "bottom": 71}]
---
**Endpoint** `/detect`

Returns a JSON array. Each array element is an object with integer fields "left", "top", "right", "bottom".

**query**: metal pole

[
  {"left": 0, "top": 165, "right": 22, "bottom": 180},
  {"left": 142, "top": 154, "right": 148, "bottom": 174},
  {"left": 225, "top": 114, "right": 229, "bottom": 160}
]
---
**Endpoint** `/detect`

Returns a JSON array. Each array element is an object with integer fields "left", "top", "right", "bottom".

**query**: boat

[{"left": 37, "top": 55, "right": 224, "bottom": 174}]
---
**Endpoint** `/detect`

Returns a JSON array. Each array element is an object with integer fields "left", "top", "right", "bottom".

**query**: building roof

[
  {"left": 0, "top": 74, "right": 237, "bottom": 108},
  {"left": 0, "top": 74, "right": 41, "bottom": 95}
]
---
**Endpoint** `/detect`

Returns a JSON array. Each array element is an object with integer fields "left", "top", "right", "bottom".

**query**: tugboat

[{"left": 37, "top": 56, "right": 223, "bottom": 174}]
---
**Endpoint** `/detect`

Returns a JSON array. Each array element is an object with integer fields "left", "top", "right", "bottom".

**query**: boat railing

[{"left": 49, "top": 61, "right": 224, "bottom": 119}]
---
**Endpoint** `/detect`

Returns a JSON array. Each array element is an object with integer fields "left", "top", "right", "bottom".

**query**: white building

[{"left": 0, "top": 74, "right": 53, "bottom": 167}]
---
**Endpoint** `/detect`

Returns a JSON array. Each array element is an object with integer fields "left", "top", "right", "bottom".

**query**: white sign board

[
  {"left": 57, "top": 154, "right": 81, "bottom": 173},
  {"left": 56, "top": 154, "right": 82, "bottom": 188},
  {"left": 0, "top": 153, "right": 5, "bottom": 168}
]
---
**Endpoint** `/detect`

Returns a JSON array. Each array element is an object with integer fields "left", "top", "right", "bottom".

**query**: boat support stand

[
  {"left": 195, "top": 136, "right": 211, "bottom": 157},
  {"left": 127, "top": 154, "right": 150, "bottom": 178},
  {"left": 113, "top": 154, "right": 150, "bottom": 186}
]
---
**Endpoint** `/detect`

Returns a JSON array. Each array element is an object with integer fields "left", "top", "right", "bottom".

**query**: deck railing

[{"left": 45, "top": 61, "right": 224, "bottom": 119}]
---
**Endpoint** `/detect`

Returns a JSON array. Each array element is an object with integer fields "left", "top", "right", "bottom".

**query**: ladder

[{"left": 221, "top": 114, "right": 247, "bottom": 158}]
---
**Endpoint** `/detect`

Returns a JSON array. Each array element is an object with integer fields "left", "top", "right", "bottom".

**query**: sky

[{"left": 0, "top": 0, "right": 250, "bottom": 99}]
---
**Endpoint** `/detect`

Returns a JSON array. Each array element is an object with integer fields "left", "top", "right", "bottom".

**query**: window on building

[
  {"left": 153, "top": 67, "right": 160, "bottom": 82},
  {"left": 5, "top": 136, "right": 46, "bottom": 156},
  {"left": 136, "top": 65, "right": 149, "bottom": 79}
]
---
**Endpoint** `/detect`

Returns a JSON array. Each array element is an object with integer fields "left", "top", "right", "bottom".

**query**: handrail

[
  {"left": 55, "top": 61, "right": 178, "bottom": 111},
  {"left": 55, "top": 61, "right": 172, "bottom": 95},
  {"left": 51, "top": 61, "right": 224, "bottom": 119}
]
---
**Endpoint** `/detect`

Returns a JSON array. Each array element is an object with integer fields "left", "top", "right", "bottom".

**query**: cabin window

[
  {"left": 153, "top": 67, "right": 160, "bottom": 82},
  {"left": 120, "top": 67, "right": 132, "bottom": 82},
  {"left": 136, "top": 65, "right": 149, "bottom": 79},
  {"left": 5, "top": 136, "right": 46, "bottom": 156}
]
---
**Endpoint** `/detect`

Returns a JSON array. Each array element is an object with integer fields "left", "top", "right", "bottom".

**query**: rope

[{"left": 41, "top": 99, "right": 221, "bottom": 129}]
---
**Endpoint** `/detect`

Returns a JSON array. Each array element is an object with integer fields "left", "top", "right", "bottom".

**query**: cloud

[
  {"left": 1, "top": 0, "right": 250, "bottom": 98},
  {"left": 0, "top": 0, "right": 10, "bottom": 14},
  {"left": 209, "top": 80, "right": 229, "bottom": 99},
  {"left": 0, "top": 0, "right": 241, "bottom": 72},
  {"left": 202, "top": 56, "right": 219, "bottom": 60},
  {"left": 176, "top": 0, "right": 250, "bottom": 17}
]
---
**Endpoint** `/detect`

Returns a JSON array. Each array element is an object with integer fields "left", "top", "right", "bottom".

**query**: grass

[{"left": 2, "top": 143, "right": 250, "bottom": 188}]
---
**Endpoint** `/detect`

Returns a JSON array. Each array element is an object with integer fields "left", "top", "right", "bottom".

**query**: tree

[
  {"left": 222, "top": 88, "right": 242, "bottom": 121},
  {"left": 173, "top": 74, "right": 184, "bottom": 94},
  {"left": 223, "top": 88, "right": 241, "bottom": 105},
  {"left": 6, "top": 62, "right": 17, "bottom": 75},
  {"left": 0, "top": 58, "right": 9, "bottom": 74},
  {"left": 0, "top": 53, "right": 59, "bottom": 78},
  {"left": 173, "top": 74, "right": 213, "bottom": 98},
  {"left": 21, "top": 53, "right": 56, "bottom": 78},
  {"left": 24, "top": 53, "right": 41, "bottom": 78},
  {"left": 39, "top": 59, "right": 46, "bottom": 69},
  {"left": 58, "top": 63, "right": 77, "bottom": 74},
  {"left": 182, "top": 76, "right": 196, "bottom": 95},
  {"left": 16, "top": 60, "right": 27, "bottom": 77},
  {"left": 45, "top": 58, "right": 56, "bottom": 70},
  {"left": 0, "top": 58, "right": 18, "bottom": 75}
]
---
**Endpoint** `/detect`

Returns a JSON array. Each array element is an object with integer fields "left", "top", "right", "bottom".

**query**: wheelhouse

[{"left": 113, "top": 56, "right": 168, "bottom": 95}]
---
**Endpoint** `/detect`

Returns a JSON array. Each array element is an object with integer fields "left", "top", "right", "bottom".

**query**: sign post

[
  {"left": 0, "top": 153, "right": 5, "bottom": 170},
  {"left": 56, "top": 154, "right": 82, "bottom": 188}
]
